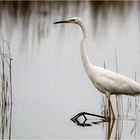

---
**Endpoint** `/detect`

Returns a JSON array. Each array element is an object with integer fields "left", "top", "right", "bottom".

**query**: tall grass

[{"left": 0, "top": 37, "right": 12, "bottom": 140}]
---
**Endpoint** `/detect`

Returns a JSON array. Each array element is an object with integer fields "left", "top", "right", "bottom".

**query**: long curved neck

[{"left": 79, "top": 22, "right": 92, "bottom": 75}]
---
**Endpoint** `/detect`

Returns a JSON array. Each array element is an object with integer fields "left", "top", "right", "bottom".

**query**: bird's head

[
  {"left": 54, "top": 17, "right": 86, "bottom": 39},
  {"left": 53, "top": 17, "right": 82, "bottom": 25}
]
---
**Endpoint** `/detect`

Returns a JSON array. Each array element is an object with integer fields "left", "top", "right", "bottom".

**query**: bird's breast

[
  {"left": 94, "top": 81, "right": 106, "bottom": 94},
  {"left": 89, "top": 74, "right": 106, "bottom": 95}
]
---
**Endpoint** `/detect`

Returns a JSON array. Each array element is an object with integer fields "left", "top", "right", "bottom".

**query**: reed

[{"left": 0, "top": 37, "right": 12, "bottom": 140}]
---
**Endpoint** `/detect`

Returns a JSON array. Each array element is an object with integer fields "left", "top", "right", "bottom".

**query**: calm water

[{"left": 0, "top": 1, "right": 140, "bottom": 139}]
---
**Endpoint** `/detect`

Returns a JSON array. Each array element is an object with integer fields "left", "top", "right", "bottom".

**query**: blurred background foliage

[{"left": 0, "top": 1, "right": 138, "bottom": 44}]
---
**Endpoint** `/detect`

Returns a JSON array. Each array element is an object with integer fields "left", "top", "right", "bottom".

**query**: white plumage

[
  {"left": 89, "top": 66, "right": 140, "bottom": 96},
  {"left": 54, "top": 17, "right": 140, "bottom": 119}
]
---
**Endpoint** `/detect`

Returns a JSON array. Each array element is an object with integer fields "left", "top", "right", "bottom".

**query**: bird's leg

[
  {"left": 105, "top": 96, "right": 108, "bottom": 119},
  {"left": 108, "top": 98, "right": 111, "bottom": 120},
  {"left": 106, "top": 92, "right": 115, "bottom": 120},
  {"left": 109, "top": 99, "right": 115, "bottom": 120},
  {"left": 106, "top": 92, "right": 111, "bottom": 120}
]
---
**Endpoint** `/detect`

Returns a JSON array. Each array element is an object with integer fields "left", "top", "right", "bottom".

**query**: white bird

[{"left": 54, "top": 17, "right": 140, "bottom": 119}]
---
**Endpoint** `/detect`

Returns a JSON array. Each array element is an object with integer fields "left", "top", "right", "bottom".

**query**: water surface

[{"left": 0, "top": 1, "right": 140, "bottom": 139}]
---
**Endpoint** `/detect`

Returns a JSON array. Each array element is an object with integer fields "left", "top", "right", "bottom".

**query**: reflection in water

[
  {"left": 71, "top": 112, "right": 140, "bottom": 139},
  {"left": 71, "top": 112, "right": 115, "bottom": 139},
  {"left": 0, "top": 38, "right": 12, "bottom": 139},
  {"left": 1, "top": 103, "right": 12, "bottom": 140},
  {"left": 131, "top": 119, "right": 140, "bottom": 138},
  {"left": 71, "top": 112, "right": 106, "bottom": 127},
  {"left": 105, "top": 119, "right": 115, "bottom": 139}
]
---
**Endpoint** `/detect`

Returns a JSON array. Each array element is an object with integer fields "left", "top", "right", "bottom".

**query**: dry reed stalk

[{"left": 0, "top": 37, "right": 12, "bottom": 140}]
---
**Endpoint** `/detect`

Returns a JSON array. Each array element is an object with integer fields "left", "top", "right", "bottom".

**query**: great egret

[{"left": 54, "top": 17, "right": 140, "bottom": 119}]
